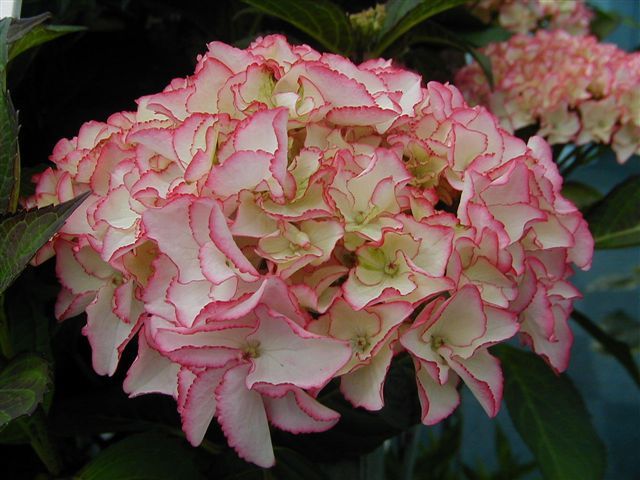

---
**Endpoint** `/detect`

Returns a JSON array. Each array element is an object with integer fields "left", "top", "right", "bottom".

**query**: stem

[
  {"left": 560, "top": 143, "right": 600, "bottom": 177},
  {"left": 571, "top": 309, "right": 640, "bottom": 388},
  {"left": 0, "top": 294, "right": 14, "bottom": 359},
  {"left": 557, "top": 145, "right": 580, "bottom": 167}
]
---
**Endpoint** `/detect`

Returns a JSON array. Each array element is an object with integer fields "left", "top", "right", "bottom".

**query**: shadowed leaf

[
  {"left": 77, "top": 432, "right": 205, "bottom": 480},
  {"left": 494, "top": 345, "right": 606, "bottom": 480},
  {"left": 241, "top": 0, "right": 353, "bottom": 55},
  {"left": 0, "top": 85, "right": 19, "bottom": 214},
  {"left": 0, "top": 354, "right": 50, "bottom": 428},
  {"left": 561, "top": 181, "right": 603, "bottom": 212},
  {"left": 373, "top": 0, "right": 467, "bottom": 56},
  {"left": 587, "top": 175, "right": 640, "bottom": 248},
  {"left": 408, "top": 21, "right": 494, "bottom": 87},
  {"left": 0, "top": 191, "right": 89, "bottom": 295},
  {"left": 9, "top": 24, "right": 86, "bottom": 62}
]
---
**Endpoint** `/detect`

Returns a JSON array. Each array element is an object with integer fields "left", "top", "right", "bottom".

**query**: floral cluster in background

[
  {"left": 469, "top": 0, "right": 593, "bottom": 35},
  {"left": 25, "top": 34, "right": 593, "bottom": 467},
  {"left": 455, "top": 29, "right": 640, "bottom": 163}
]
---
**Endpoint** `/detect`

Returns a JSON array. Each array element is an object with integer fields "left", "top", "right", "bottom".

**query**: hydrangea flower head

[
  {"left": 455, "top": 30, "right": 640, "bottom": 163},
  {"left": 26, "top": 34, "right": 593, "bottom": 467},
  {"left": 470, "top": 0, "right": 593, "bottom": 35}
]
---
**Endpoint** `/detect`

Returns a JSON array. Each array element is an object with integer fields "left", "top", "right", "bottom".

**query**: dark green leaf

[
  {"left": 0, "top": 416, "right": 28, "bottom": 444},
  {"left": 494, "top": 345, "right": 606, "bottom": 480},
  {"left": 0, "top": 354, "right": 50, "bottom": 428},
  {"left": 586, "top": 175, "right": 640, "bottom": 248},
  {"left": 380, "top": 0, "right": 421, "bottom": 37},
  {"left": 77, "top": 432, "right": 205, "bottom": 480},
  {"left": 373, "top": 0, "right": 467, "bottom": 56},
  {"left": 3, "top": 268, "right": 58, "bottom": 368},
  {"left": 0, "top": 191, "right": 90, "bottom": 295},
  {"left": 494, "top": 424, "right": 537, "bottom": 479},
  {"left": 561, "top": 181, "right": 603, "bottom": 212},
  {"left": 590, "top": 6, "right": 621, "bottom": 40},
  {"left": 457, "top": 25, "right": 512, "bottom": 48},
  {"left": 241, "top": 0, "right": 353, "bottom": 55},
  {"left": 8, "top": 24, "right": 86, "bottom": 62},
  {"left": 572, "top": 309, "right": 640, "bottom": 388},
  {"left": 495, "top": 424, "right": 513, "bottom": 473},
  {"left": 0, "top": 79, "right": 19, "bottom": 214},
  {"left": 376, "top": 354, "right": 420, "bottom": 430}
]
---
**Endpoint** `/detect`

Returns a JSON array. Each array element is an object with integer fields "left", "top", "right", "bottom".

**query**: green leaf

[
  {"left": 373, "top": 0, "right": 467, "bottom": 56},
  {"left": 494, "top": 424, "right": 537, "bottom": 479},
  {"left": 0, "top": 18, "right": 10, "bottom": 83},
  {"left": 0, "top": 354, "right": 50, "bottom": 428},
  {"left": 8, "top": 23, "right": 86, "bottom": 62},
  {"left": 494, "top": 345, "right": 606, "bottom": 480},
  {"left": 0, "top": 73, "right": 19, "bottom": 214},
  {"left": 77, "top": 432, "right": 205, "bottom": 480},
  {"left": 6, "top": 13, "right": 51, "bottom": 44},
  {"left": 0, "top": 14, "right": 85, "bottom": 85},
  {"left": 457, "top": 25, "right": 511, "bottom": 48},
  {"left": 379, "top": 0, "right": 422, "bottom": 37},
  {"left": 586, "top": 175, "right": 640, "bottom": 249},
  {"left": 572, "top": 309, "right": 640, "bottom": 388},
  {"left": 561, "top": 181, "right": 603, "bottom": 212},
  {"left": 495, "top": 424, "right": 514, "bottom": 473},
  {"left": 590, "top": 6, "right": 621, "bottom": 40},
  {"left": 586, "top": 266, "right": 640, "bottom": 292},
  {"left": 0, "top": 191, "right": 90, "bottom": 295},
  {"left": 241, "top": 0, "right": 353, "bottom": 55}
]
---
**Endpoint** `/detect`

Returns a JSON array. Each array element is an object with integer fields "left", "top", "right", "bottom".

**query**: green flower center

[
  {"left": 242, "top": 341, "right": 261, "bottom": 360},
  {"left": 352, "top": 334, "right": 371, "bottom": 354}
]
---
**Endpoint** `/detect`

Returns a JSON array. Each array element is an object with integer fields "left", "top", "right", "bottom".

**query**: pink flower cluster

[
  {"left": 455, "top": 30, "right": 640, "bottom": 163},
  {"left": 27, "top": 35, "right": 592, "bottom": 467},
  {"left": 470, "top": 0, "right": 593, "bottom": 35}
]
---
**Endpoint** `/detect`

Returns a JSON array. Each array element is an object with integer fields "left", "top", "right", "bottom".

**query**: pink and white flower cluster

[
  {"left": 26, "top": 35, "right": 592, "bottom": 467},
  {"left": 455, "top": 30, "right": 640, "bottom": 163},
  {"left": 470, "top": 0, "right": 593, "bottom": 35}
]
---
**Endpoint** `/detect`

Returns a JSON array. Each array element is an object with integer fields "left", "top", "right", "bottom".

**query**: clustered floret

[
  {"left": 455, "top": 30, "right": 640, "bottom": 163},
  {"left": 470, "top": 0, "right": 593, "bottom": 35},
  {"left": 26, "top": 35, "right": 592, "bottom": 467}
]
